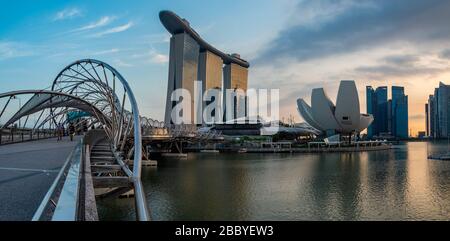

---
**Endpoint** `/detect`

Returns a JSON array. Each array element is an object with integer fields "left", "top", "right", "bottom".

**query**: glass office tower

[
  {"left": 375, "top": 86, "right": 388, "bottom": 135},
  {"left": 434, "top": 82, "right": 450, "bottom": 138},
  {"left": 391, "top": 86, "right": 408, "bottom": 138},
  {"left": 431, "top": 88, "right": 439, "bottom": 138},
  {"left": 367, "top": 85, "right": 408, "bottom": 139},
  {"left": 366, "top": 86, "right": 376, "bottom": 137},
  {"left": 428, "top": 95, "right": 435, "bottom": 137},
  {"left": 425, "top": 103, "right": 429, "bottom": 136}
]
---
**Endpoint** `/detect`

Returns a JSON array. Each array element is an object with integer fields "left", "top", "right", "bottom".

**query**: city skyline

[
  {"left": 3, "top": 1, "right": 450, "bottom": 225},
  {"left": 2, "top": 1, "right": 450, "bottom": 136}
]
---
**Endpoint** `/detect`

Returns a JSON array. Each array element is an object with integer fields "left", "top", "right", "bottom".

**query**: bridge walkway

[{"left": 0, "top": 136, "right": 81, "bottom": 220}]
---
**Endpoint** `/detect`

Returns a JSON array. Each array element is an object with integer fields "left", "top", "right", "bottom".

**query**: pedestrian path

[{"left": 0, "top": 136, "right": 80, "bottom": 220}]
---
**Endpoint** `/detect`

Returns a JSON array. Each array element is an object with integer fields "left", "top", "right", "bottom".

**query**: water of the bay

[{"left": 97, "top": 141, "right": 450, "bottom": 220}]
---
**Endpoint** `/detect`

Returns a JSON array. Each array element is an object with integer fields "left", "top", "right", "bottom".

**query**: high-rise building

[
  {"left": 431, "top": 89, "right": 439, "bottom": 137},
  {"left": 437, "top": 82, "right": 450, "bottom": 138},
  {"left": 160, "top": 10, "right": 249, "bottom": 125},
  {"left": 375, "top": 87, "right": 389, "bottom": 134},
  {"left": 366, "top": 85, "right": 408, "bottom": 139},
  {"left": 428, "top": 94, "right": 436, "bottom": 137},
  {"left": 391, "top": 86, "right": 408, "bottom": 138},
  {"left": 427, "top": 82, "right": 450, "bottom": 138},
  {"left": 366, "top": 86, "right": 375, "bottom": 137},
  {"left": 366, "top": 86, "right": 389, "bottom": 138},
  {"left": 387, "top": 99, "right": 392, "bottom": 135},
  {"left": 164, "top": 33, "right": 200, "bottom": 125},
  {"left": 223, "top": 60, "right": 249, "bottom": 121},
  {"left": 198, "top": 50, "right": 223, "bottom": 123},
  {"left": 425, "top": 103, "right": 429, "bottom": 136}
]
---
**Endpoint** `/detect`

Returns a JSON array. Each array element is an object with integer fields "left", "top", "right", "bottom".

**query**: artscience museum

[{"left": 297, "top": 80, "right": 373, "bottom": 137}]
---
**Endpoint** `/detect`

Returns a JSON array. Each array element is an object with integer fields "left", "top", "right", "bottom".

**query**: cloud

[
  {"left": 92, "top": 48, "right": 119, "bottom": 55},
  {"left": 114, "top": 59, "right": 133, "bottom": 67},
  {"left": 354, "top": 53, "right": 449, "bottom": 79},
  {"left": 248, "top": 0, "right": 450, "bottom": 124},
  {"left": 0, "top": 41, "right": 34, "bottom": 60},
  {"left": 131, "top": 48, "right": 169, "bottom": 64},
  {"left": 53, "top": 8, "right": 82, "bottom": 21},
  {"left": 383, "top": 54, "right": 420, "bottom": 66},
  {"left": 255, "top": 0, "right": 450, "bottom": 65},
  {"left": 355, "top": 65, "right": 446, "bottom": 79},
  {"left": 91, "top": 22, "right": 134, "bottom": 38},
  {"left": 440, "top": 49, "right": 450, "bottom": 59},
  {"left": 71, "top": 16, "right": 114, "bottom": 32},
  {"left": 149, "top": 51, "right": 169, "bottom": 64},
  {"left": 144, "top": 33, "right": 171, "bottom": 44}
]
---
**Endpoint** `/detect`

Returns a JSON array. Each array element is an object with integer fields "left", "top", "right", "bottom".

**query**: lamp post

[{"left": 11, "top": 96, "right": 21, "bottom": 128}]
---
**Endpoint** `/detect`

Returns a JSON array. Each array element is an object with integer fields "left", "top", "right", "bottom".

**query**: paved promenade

[{"left": 0, "top": 137, "right": 80, "bottom": 220}]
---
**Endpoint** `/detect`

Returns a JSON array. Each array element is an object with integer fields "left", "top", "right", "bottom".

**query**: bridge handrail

[
  {"left": 92, "top": 60, "right": 150, "bottom": 221},
  {"left": 32, "top": 139, "right": 83, "bottom": 221},
  {"left": 0, "top": 127, "right": 57, "bottom": 146},
  {"left": 51, "top": 141, "right": 83, "bottom": 220}
]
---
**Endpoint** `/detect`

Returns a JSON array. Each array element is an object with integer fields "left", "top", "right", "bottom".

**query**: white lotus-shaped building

[{"left": 297, "top": 80, "right": 373, "bottom": 135}]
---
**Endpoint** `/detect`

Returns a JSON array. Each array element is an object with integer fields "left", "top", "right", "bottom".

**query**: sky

[{"left": 1, "top": 0, "right": 450, "bottom": 136}]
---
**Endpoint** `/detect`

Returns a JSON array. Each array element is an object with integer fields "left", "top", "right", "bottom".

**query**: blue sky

[
  {"left": 0, "top": 0, "right": 292, "bottom": 119},
  {"left": 2, "top": 0, "right": 450, "bottom": 134}
]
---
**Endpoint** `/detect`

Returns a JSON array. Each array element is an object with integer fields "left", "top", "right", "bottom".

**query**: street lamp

[{"left": 11, "top": 96, "right": 22, "bottom": 128}]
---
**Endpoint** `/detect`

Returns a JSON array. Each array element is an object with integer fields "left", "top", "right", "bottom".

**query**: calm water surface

[{"left": 98, "top": 142, "right": 450, "bottom": 220}]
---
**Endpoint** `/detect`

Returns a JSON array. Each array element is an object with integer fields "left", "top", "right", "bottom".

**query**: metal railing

[
  {"left": 0, "top": 128, "right": 57, "bottom": 145},
  {"left": 98, "top": 60, "right": 150, "bottom": 221},
  {"left": 32, "top": 140, "right": 83, "bottom": 221}
]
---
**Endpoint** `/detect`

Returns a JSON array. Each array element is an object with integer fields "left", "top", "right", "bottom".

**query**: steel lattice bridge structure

[{"left": 0, "top": 59, "right": 221, "bottom": 221}]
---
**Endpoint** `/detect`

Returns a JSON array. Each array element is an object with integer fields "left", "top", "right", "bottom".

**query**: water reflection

[{"left": 98, "top": 142, "right": 450, "bottom": 220}]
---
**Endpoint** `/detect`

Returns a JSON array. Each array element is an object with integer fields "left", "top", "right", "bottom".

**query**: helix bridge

[{"left": 0, "top": 59, "right": 222, "bottom": 220}]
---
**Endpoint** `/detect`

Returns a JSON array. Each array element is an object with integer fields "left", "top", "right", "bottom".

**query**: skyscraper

[
  {"left": 366, "top": 86, "right": 388, "bottom": 138},
  {"left": 425, "top": 103, "right": 429, "bottom": 136},
  {"left": 198, "top": 50, "right": 223, "bottom": 123},
  {"left": 223, "top": 59, "right": 249, "bottom": 121},
  {"left": 164, "top": 32, "right": 200, "bottom": 125},
  {"left": 437, "top": 82, "right": 450, "bottom": 138},
  {"left": 375, "top": 86, "right": 389, "bottom": 134},
  {"left": 431, "top": 89, "right": 439, "bottom": 137},
  {"left": 387, "top": 99, "right": 392, "bottom": 135},
  {"left": 427, "top": 82, "right": 450, "bottom": 138},
  {"left": 428, "top": 94, "right": 436, "bottom": 137},
  {"left": 366, "top": 86, "right": 375, "bottom": 137},
  {"left": 160, "top": 10, "right": 249, "bottom": 125},
  {"left": 366, "top": 85, "right": 408, "bottom": 139},
  {"left": 391, "top": 86, "right": 408, "bottom": 138}
]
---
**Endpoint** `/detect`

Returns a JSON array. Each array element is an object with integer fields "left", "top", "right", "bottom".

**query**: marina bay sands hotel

[{"left": 159, "top": 10, "right": 250, "bottom": 125}]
